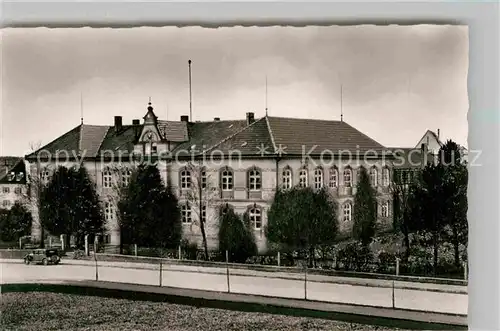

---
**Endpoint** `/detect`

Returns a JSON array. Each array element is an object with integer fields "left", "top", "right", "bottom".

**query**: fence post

[
  {"left": 304, "top": 262, "right": 308, "bottom": 300},
  {"left": 60, "top": 234, "right": 65, "bottom": 251},
  {"left": 395, "top": 258, "right": 400, "bottom": 276},
  {"left": 84, "top": 234, "right": 89, "bottom": 256},
  {"left": 178, "top": 246, "right": 182, "bottom": 260},
  {"left": 19, "top": 237, "right": 22, "bottom": 249},
  {"left": 49, "top": 236, "right": 52, "bottom": 248},
  {"left": 159, "top": 258, "right": 163, "bottom": 287},
  {"left": 226, "top": 250, "right": 230, "bottom": 293},
  {"left": 391, "top": 280, "right": 395, "bottom": 309},
  {"left": 94, "top": 237, "right": 99, "bottom": 281},
  {"left": 134, "top": 244, "right": 137, "bottom": 257},
  {"left": 277, "top": 251, "right": 281, "bottom": 267},
  {"left": 463, "top": 261, "right": 468, "bottom": 281}
]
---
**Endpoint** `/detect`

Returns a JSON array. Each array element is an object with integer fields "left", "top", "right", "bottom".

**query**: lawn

[{"left": 2, "top": 292, "right": 409, "bottom": 331}]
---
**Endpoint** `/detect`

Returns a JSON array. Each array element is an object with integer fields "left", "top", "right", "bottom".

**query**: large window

[
  {"left": 381, "top": 201, "right": 389, "bottom": 218},
  {"left": 103, "top": 169, "right": 112, "bottom": 188},
  {"left": 201, "top": 170, "right": 207, "bottom": 189},
  {"left": 201, "top": 205, "right": 207, "bottom": 223},
  {"left": 180, "top": 169, "right": 191, "bottom": 189},
  {"left": 181, "top": 204, "right": 192, "bottom": 224},
  {"left": 282, "top": 167, "right": 292, "bottom": 189},
  {"left": 248, "top": 168, "right": 261, "bottom": 191},
  {"left": 382, "top": 167, "right": 390, "bottom": 187},
  {"left": 249, "top": 207, "right": 262, "bottom": 230},
  {"left": 329, "top": 167, "right": 338, "bottom": 188},
  {"left": 299, "top": 168, "right": 308, "bottom": 187},
  {"left": 314, "top": 168, "right": 324, "bottom": 189},
  {"left": 121, "top": 168, "right": 132, "bottom": 187},
  {"left": 370, "top": 167, "right": 378, "bottom": 187},
  {"left": 343, "top": 168, "right": 352, "bottom": 187},
  {"left": 343, "top": 202, "right": 352, "bottom": 222},
  {"left": 221, "top": 169, "right": 233, "bottom": 191},
  {"left": 104, "top": 201, "right": 114, "bottom": 221},
  {"left": 41, "top": 169, "right": 50, "bottom": 184}
]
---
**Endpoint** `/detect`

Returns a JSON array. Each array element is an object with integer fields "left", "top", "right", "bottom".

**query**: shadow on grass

[{"left": 2, "top": 283, "right": 466, "bottom": 331}]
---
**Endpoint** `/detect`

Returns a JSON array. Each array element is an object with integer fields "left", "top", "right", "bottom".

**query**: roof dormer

[{"left": 143, "top": 101, "right": 158, "bottom": 125}]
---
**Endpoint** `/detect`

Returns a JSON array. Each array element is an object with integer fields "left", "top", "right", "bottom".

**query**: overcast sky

[{"left": 1, "top": 25, "right": 468, "bottom": 156}]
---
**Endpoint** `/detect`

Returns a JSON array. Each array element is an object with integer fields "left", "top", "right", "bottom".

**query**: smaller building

[{"left": 0, "top": 157, "right": 27, "bottom": 209}]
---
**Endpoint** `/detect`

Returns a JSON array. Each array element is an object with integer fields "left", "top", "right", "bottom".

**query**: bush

[
  {"left": 336, "top": 242, "right": 374, "bottom": 272},
  {"left": 180, "top": 239, "right": 198, "bottom": 260},
  {"left": 218, "top": 206, "right": 257, "bottom": 264}
]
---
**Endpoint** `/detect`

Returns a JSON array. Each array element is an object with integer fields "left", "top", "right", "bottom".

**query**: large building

[
  {"left": 25, "top": 103, "right": 426, "bottom": 252},
  {"left": 0, "top": 157, "right": 27, "bottom": 209}
]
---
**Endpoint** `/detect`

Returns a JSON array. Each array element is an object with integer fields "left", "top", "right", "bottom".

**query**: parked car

[{"left": 24, "top": 248, "right": 61, "bottom": 265}]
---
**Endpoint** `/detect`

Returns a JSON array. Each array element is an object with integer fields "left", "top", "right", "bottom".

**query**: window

[
  {"left": 343, "top": 168, "right": 352, "bottom": 187},
  {"left": 201, "top": 170, "right": 207, "bottom": 189},
  {"left": 41, "top": 170, "right": 50, "bottom": 183},
  {"left": 180, "top": 170, "right": 191, "bottom": 189},
  {"left": 181, "top": 204, "right": 192, "bottom": 224},
  {"left": 382, "top": 168, "right": 390, "bottom": 187},
  {"left": 201, "top": 205, "right": 207, "bottom": 223},
  {"left": 370, "top": 167, "right": 378, "bottom": 187},
  {"left": 248, "top": 168, "right": 261, "bottom": 191},
  {"left": 103, "top": 169, "right": 112, "bottom": 188},
  {"left": 343, "top": 203, "right": 352, "bottom": 222},
  {"left": 2, "top": 187, "right": 9, "bottom": 193},
  {"left": 122, "top": 168, "right": 132, "bottom": 187},
  {"left": 329, "top": 167, "right": 338, "bottom": 188},
  {"left": 282, "top": 168, "right": 292, "bottom": 189},
  {"left": 15, "top": 173, "right": 24, "bottom": 182},
  {"left": 381, "top": 201, "right": 389, "bottom": 218},
  {"left": 151, "top": 143, "right": 158, "bottom": 154},
  {"left": 104, "top": 202, "right": 114, "bottom": 221},
  {"left": 104, "top": 234, "right": 111, "bottom": 244},
  {"left": 221, "top": 169, "right": 233, "bottom": 190},
  {"left": 314, "top": 168, "right": 323, "bottom": 189},
  {"left": 2, "top": 200, "right": 10, "bottom": 207},
  {"left": 299, "top": 169, "right": 308, "bottom": 187},
  {"left": 14, "top": 187, "right": 22, "bottom": 194},
  {"left": 249, "top": 207, "right": 262, "bottom": 230}
]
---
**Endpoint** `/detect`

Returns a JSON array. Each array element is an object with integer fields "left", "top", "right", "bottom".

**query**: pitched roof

[
  {"left": 0, "top": 157, "right": 26, "bottom": 184},
  {"left": 387, "top": 147, "right": 434, "bottom": 169},
  {"left": 25, "top": 115, "right": 389, "bottom": 160}
]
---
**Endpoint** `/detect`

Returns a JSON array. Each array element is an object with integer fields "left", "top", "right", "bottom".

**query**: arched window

[
  {"left": 314, "top": 168, "right": 323, "bottom": 189},
  {"left": 41, "top": 169, "right": 50, "bottom": 184},
  {"left": 181, "top": 203, "right": 192, "bottom": 224},
  {"left": 282, "top": 167, "right": 292, "bottom": 189},
  {"left": 382, "top": 167, "right": 390, "bottom": 187},
  {"left": 381, "top": 201, "right": 389, "bottom": 218},
  {"left": 249, "top": 207, "right": 262, "bottom": 230},
  {"left": 248, "top": 168, "right": 261, "bottom": 191},
  {"left": 343, "top": 168, "right": 352, "bottom": 187},
  {"left": 343, "top": 202, "right": 352, "bottom": 222},
  {"left": 121, "top": 168, "right": 132, "bottom": 186},
  {"left": 299, "top": 168, "right": 308, "bottom": 187},
  {"left": 103, "top": 168, "right": 112, "bottom": 188},
  {"left": 180, "top": 169, "right": 191, "bottom": 189},
  {"left": 221, "top": 168, "right": 234, "bottom": 191},
  {"left": 370, "top": 167, "right": 378, "bottom": 187},
  {"left": 329, "top": 167, "right": 338, "bottom": 188}
]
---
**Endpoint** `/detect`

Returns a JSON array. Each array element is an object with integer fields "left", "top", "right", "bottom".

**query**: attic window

[
  {"left": 15, "top": 173, "right": 24, "bottom": 181},
  {"left": 7, "top": 172, "right": 15, "bottom": 181}
]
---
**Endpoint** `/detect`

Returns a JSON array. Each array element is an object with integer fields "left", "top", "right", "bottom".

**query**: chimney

[
  {"left": 180, "top": 115, "right": 189, "bottom": 122},
  {"left": 114, "top": 116, "right": 123, "bottom": 133},
  {"left": 246, "top": 112, "right": 255, "bottom": 125},
  {"left": 437, "top": 129, "right": 440, "bottom": 141},
  {"left": 132, "top": 119, "right": 140, "bottom": 140},
  {"left": 214, "top": 117, "right": 220, "bottom": 121},
  {"left": 132, "top": 119, "right": 140, "bottom": 125}
]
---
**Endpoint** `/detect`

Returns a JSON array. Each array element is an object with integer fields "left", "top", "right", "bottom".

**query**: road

[{"left": 0, "top": 260, "right": 467, "bottom": 316}]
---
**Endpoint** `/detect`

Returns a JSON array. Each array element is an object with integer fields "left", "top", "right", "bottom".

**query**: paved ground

[{"left": 0, "top": 259, "right": 468, "bottom": 316}]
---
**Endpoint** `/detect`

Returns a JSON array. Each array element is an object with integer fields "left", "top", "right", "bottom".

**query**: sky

[{"left": 0, "top": 25, "right": 469, "bottom": 156}]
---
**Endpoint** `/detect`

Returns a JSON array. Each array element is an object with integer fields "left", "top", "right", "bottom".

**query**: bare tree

[{"left": 184, "top": 160, "right": 219, "bottom": 261}]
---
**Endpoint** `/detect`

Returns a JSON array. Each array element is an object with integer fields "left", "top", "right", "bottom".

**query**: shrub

[
  {"left": 336, "top": 242, "right": 374, "bottom": 272},
  {"left": 180, "top": 239, "right": 198, "bottom": 260}
]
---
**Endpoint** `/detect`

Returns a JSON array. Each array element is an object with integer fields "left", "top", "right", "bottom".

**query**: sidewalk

[
  {"left": 2, "top": 279, "right": 467, "bottom": 330},
  {"left": 0, "top": 258, "right": 468, "bottom": 295}
]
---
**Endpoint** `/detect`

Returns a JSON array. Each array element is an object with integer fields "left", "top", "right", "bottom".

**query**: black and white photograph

[{"left": 1, "top": 25, "right": 469, "bottom": 330}]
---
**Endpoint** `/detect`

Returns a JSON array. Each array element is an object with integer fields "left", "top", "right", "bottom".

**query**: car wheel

[
  {"left": 24, "top": 258, "right": 30, "bottom": 265},
  {"left": 42, "top": 258, "right": 48, "bottom": 265}
]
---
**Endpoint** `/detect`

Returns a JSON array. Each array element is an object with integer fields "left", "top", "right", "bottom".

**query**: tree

[
  {"left": 352, "top": 167, "right": 377, "bottom": 246},
  {"left": 439, "top": 140, "right": 468, "bottom": 267},
  {"left": 0, "top": 202, "right": 33, "bottom": 242},
  {"left": 218, "top": 205, "right": 257, "bottom": 263},
  {"left": 409, "top": 162, "right": 447, "bottom": 275},
  {"left": 266, "top": 186, "right": 338, "bottom": 267},
  {"left": 184, "top": 161, "right": 218, "bottom": 261},
  {"left": 117, "top": 163, "right": 182, "bottom": 252}
]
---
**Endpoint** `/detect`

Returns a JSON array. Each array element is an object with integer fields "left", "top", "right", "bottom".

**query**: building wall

[
  {"left": 0, "top": 183, "right": 25, "bottom": 209},
  {"left": 27, "top": 155, "right": 394, "bottom": 253}
]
